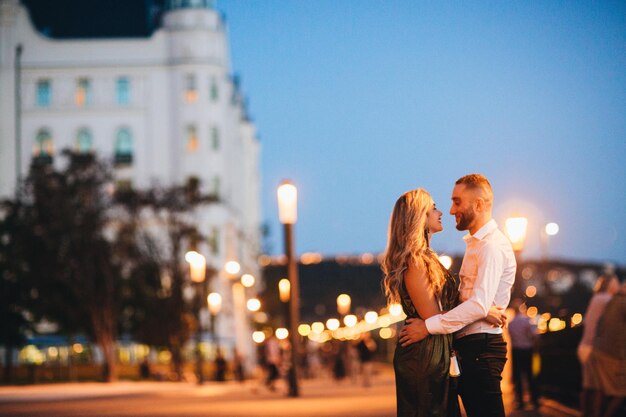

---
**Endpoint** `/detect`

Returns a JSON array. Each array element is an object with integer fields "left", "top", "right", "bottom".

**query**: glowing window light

[
  {"left": 252, "top": 331, "right": 266, "bottom": 344},
  {"left": 379, "top": 327, "right": 393, "bottom": 339},
  {"left": 360, "top": 253, "right": 375, "bottom": 264},
  {"left": 378, "top": 315, "right": 391, "bottom": 328},
  {"left": 298, "top": 324, "right": 311, "bottom": 336},
  {"left": 48, "top": 347, "right": 58, "bottom": 359},
  {"left": 343, "top": 314, "right": 357, "bottom": 327},
  {"left": 364, "top": 311, "right": 378, "bottom": 324},
  {"left": 548, "top": 318, "right": 566, "bottom": 332},
  {"left": 241, "top": 274, "right": 255, "bottom": 287},
  {"left": 246, "top": 298, "right": 261, "bottom": 312},
  {"left": 224, "top": 260, "right": 241, "bottom": 275},
  {"left": 526, "top": 306, "right": 538, "bottom": 318},
  {"left": 311, "top": 322, "right": 324, "bottom": 334},
  {"left": 326, "top": 318, "right": 340, "bottom": 331},
  {"left": 389, "top": 303, "right": 403, "bottom": 316},
  {"left": 275, "top": 328, "right": 289, "bottom": 340}
]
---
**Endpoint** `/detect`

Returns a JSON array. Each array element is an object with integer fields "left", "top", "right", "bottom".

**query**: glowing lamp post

[
  {"left": 505, "top": 217, "right": 528, "bottom": 253},
  {"left": 185, "top": 250, "right": 208, "bottom": 385},
  {"left": 277, "top": 180, "right": 300, "bottom": 397},
  {"left": 336, "top": 293, "right": 351, "bottom": 316},
  {"left": 505, "top": 216, "right": 528, "bottom": 298},
  {"left": 207, "top": 292, "right": 222, "bottom": 352},
  {"left": 541, "top": 222, "right": 559, "bottom": 261}
]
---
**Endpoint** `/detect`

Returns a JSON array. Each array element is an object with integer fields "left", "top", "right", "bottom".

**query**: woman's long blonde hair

[{"left": 381, "top": 188, "right": 446, "bottom": 304}]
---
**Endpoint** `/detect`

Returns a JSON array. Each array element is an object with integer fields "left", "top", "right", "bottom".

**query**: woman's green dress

[{"left": 393, "top": 264, "right": 460, "bottom": 417}]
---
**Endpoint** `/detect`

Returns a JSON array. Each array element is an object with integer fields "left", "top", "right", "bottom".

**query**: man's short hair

[{"left": 456, "top": 174, "right": 493, "bottom": 204}]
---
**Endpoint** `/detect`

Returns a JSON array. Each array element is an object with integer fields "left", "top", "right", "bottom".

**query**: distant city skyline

[{"left": 20, "top": 0, "right": 626, "bottom": 264}]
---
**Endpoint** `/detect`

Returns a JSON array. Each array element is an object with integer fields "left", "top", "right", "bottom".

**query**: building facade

[{"left": 0, "top": 0, "right": 261, "bottom": 364}]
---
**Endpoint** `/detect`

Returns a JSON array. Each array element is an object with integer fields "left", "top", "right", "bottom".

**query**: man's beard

[{"left": 456, "top": 209, "right": 476, "bottom": 231}]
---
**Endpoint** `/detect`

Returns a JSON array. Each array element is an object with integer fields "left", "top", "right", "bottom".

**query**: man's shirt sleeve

[{"left": 425, "top": 242, "right": 504, "bottom": 334}]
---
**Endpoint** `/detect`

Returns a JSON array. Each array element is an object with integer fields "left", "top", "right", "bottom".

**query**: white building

[{"left": 0, "top": 0, "right": 261, "bottom": 365}]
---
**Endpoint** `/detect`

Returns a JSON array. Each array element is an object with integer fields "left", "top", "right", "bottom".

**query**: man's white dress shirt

[{"left": 425, "top": 219, "right": 517, "bottom": 338}]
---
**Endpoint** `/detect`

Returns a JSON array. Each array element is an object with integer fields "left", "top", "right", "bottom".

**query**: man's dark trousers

[{"left": 454, "top": 333, "right": 507, "bottom": 417}]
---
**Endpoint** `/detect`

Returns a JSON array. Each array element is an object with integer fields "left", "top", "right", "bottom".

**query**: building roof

[{"left": 20, "top": 0, "right": 168, "bottom": 39}]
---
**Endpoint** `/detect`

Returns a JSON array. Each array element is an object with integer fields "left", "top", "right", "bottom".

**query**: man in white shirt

[{"left": 398, "top": 174, "right": 516, "bottom": 417}]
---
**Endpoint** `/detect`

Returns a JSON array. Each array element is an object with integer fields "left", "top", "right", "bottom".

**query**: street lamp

[
  {"left": 541, "top": 222, "right": 559, "bottom": 261},
  {"left": 185, "top": 250, "right": 207, "bottom": 385},
  {"left": 277, "top": 180, "right": 300, "bottom": 397},
  {"left": 505, "top": 216, "right": 528, "bottom": 253},
  {"left": 207, "top": 292, "right": 222, "bottom": 355},
  {"left": 505, "top": 216, "right": 528, "bottom": 298},
  {"left": 336, "top": 294, "right": 351, "bottom": 316}
]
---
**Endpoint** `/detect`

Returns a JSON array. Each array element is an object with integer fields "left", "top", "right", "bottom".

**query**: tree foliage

[{"left": 0, "top": 151, "right": 211, "bottom": 381}]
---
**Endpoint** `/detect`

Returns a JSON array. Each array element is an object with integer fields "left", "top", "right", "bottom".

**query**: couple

[{"left": 382, "top": 174, "right": 516, "bottom": 417}]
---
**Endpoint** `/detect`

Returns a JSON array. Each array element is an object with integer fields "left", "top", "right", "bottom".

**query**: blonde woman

[{"left": 382, "top": 188, "right": 461, "bottom": 417}]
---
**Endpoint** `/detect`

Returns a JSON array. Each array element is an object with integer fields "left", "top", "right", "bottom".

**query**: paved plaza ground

[{"left": 0, "top": 365, "right": 579, "bottom": 417}]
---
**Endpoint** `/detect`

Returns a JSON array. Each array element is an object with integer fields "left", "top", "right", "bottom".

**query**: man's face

[{"left": 450, "top": 184, "right": 476, "bottom": 231}]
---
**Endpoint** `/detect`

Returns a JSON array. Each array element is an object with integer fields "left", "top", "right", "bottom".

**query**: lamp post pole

[
  {"left": 277, "top": 180, "right": 300, "bottom": 397},
  {"left": 505, "top": 216, "right": 528, "bottom": 297},
  {"left": 186, "top": 250, "right": 207, "bottom": 385}
]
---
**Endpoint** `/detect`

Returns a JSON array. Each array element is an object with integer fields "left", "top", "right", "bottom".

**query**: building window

[
  {"left": 116, "top": 77, "right": 130, "bottom": 105},
  {"left": 75, "top": 78, "right": 93, "bottom": 107},
  {"left": 210, "top": 77, "right": 218, "bottom": 101},
  {"left": 211, "top": 126, "right": 220, "bottom": 150},
  {"left": 212, "top": 176, "right": 220, "bottom": 198},
  {"left": 209, "top": 227, "right": 219, "bottom": 255},
  {"left": 184, "top": 74, "right": 198, "bottom": 103},
  {"left": 76, "top": 128, "right": 93, "bottom": 153},
  {"left": 36, "top": 79, "right": 51, "bottom": 107},
  {"left": 33, "top": 129, "right": 54, "bottom": 164},
  {"left": 186, "top": 125, "right": 198, "bottom": 152},
  {"left": 114, "top": 128, "right": 133, "bottom": 165}
]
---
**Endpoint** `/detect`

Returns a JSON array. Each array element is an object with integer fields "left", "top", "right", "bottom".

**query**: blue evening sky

[{"left": 217, "top": 0, "right": 626, "bottom": 264}]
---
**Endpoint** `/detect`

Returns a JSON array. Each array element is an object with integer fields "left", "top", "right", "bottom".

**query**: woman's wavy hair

[{"left": 381, "top": 188, "right": 445, "bottom": 304}]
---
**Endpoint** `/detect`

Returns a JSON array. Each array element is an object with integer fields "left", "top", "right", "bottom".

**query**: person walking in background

[
  {"left": 586, "top": 280, "right": 626, "bottom": 417},
  {"left": 578, "top": 274, "right": 620, "bottom": 417},
  {"left": 508, "top": 299, "right": 539, "bottom": 409},
  {"left": 399, "top": 174, "right": 515, "bottom": 417},
  {"left": 356, "top": 331, "right": 377, "bottom": 387},
  {"left": 264, "top": 334, "right": 281, "bottom": 391}
]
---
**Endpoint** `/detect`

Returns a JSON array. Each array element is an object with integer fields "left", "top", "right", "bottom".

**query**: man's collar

[{"left": 463, "top": 219, "right": 497, "bottom": 242}]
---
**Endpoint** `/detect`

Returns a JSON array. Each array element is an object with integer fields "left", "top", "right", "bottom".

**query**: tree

[
  {"left": 3, "top": 151, "right": 214, "bottom": 382},
  {"left": 117, "top": 180, "right": 217, "bottom": 381},
  {"left": 0, "top": 200, "right": 31, "bottom": 383}
]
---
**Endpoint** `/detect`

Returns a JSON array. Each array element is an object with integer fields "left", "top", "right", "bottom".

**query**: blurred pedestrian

[
  {"left": 264, "top": 334, "right": 281, "bottom": 391},
  {"left": 356, "top": 332, "right": 377, "bottom": 387},
  {"left": 586, "top": 280, "right": 626, "bottom": 417},
  {"left": 233, "top": 348, "right": 245, "bottom": 382},
  {"left": 214, "top": 349, "right": 226, "bottom": 381},
  {"left": 332, "top": 340, "right": 347, "bottom": 382},
  {"left": 139, "top": 357, "right": 152, "bottom": 380},
  {"left": 578, "top": 274, "right": 620, "bottom": 417},
  {"left": 508, "top": 300, "right": 539, "bottom": 409}
]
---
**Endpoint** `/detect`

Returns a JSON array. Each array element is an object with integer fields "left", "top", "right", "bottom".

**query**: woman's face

[{"left": 426, "top": 202, "right": 443, "bottom": 234}]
